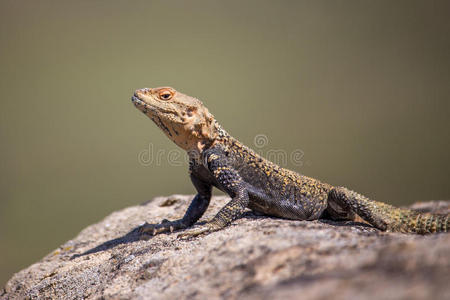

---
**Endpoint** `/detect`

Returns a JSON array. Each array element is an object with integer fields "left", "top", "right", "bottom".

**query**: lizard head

[{"left": 132, "top": 87, "right": 220, "bottom": 153}]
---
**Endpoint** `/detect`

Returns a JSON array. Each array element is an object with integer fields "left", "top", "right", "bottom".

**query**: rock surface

[{"left": 2, "top": 195, "right": 449, "bottom": 300}]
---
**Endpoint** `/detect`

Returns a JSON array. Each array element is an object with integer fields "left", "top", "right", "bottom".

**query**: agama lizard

[{"left": 131, "top": 87, "right": 448, "bottom": 237}]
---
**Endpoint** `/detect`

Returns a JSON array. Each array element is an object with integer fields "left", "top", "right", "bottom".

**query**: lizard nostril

[
  {"left": 141, "top": 88, "right": 150, "bottom": 95},
  {"left": 135, "top": 88, "right": 152, "bottom": 96}
]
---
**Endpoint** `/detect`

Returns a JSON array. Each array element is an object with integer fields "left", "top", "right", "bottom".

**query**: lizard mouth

[
  {"left": 131, "top": 94, "right": 151, "bottom": 114},
  {"left": 131, "top": 94, "right": 144, "bottom": 105}
]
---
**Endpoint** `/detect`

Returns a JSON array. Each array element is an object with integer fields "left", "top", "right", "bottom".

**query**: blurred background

[{"left": 1, "top": 0, "right": 449, "bottom": 286}]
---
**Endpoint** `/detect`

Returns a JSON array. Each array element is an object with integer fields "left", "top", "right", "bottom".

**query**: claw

[
  {"left": 138, "top": 222, "right": 148, "bottom": 234},
  {"left": 138, "top": 222, "right": 154, "bottom": 234},
  {"left": 138, "top": 220, "right": 187, "bottom": 237},
  {"left": 177, "top": 226, "right": 211, "bottom": 239}
]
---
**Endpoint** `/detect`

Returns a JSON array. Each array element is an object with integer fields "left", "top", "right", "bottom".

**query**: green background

[{"left": 1, "top": 0, "right": 449, "bottom": 286}]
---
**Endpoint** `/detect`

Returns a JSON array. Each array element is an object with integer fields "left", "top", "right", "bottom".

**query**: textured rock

[{"left": 2, "top": 196, "right": 449, "bottom": 300}]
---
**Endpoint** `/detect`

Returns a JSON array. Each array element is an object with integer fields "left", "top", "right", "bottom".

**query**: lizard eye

[{"left": 158, "top": 89, "right": 174, "bottom": 101}]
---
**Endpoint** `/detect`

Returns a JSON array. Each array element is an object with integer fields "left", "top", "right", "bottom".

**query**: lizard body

[{"left": 131, "top": 87, "right": 448, "bottom": 237}]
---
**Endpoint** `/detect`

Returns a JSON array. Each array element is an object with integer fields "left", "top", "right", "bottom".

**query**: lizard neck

[{"left": 186, "top": 120, "right": 232, "bottom": 161}]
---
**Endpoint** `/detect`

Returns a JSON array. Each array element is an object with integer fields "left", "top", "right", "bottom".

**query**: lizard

[{"left": 131, "top": 86, "right": 449, "bottom": 238}]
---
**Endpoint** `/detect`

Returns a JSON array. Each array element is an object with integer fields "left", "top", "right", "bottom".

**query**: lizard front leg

[
  {"left": 178, "top": 150, "right": 249, "bottom": 239},
  {"left": 139, "top": 175, "right": 212, "bottom": 236}
]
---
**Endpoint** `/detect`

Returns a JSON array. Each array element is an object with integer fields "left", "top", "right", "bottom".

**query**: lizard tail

[{"left": 329, "top": 187, "right": 449, "bottom": 234}]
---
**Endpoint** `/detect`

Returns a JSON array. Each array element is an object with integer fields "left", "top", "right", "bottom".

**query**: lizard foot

[
  {"left": 177, "top": 223, "right": 221, "bottom": 239},
  {"left": 138, "top": 219, "right": 184, "bottom": 236}
]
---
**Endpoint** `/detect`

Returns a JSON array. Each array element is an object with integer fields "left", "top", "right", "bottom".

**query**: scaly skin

[{"left": 131, "top": 87, "right": 448, "bottom": 237}]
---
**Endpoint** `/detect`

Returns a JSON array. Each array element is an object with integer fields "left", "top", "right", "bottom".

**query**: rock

[{"left": 2, "top": 196, "right": 449, "bottom": 300}]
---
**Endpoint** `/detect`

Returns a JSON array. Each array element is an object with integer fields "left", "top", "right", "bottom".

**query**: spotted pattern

[{"left": 133, "top": 87, "right": 449, "bottom": 237}]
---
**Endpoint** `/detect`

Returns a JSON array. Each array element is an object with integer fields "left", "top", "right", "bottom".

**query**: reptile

[{"left": 131, "top": 86, "right": 448, "bottom": 237}]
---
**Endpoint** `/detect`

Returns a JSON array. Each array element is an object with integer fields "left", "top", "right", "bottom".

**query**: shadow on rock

[
  {"left": 71, "top": 212, "right": 372, "bottom": 260},
  {"left": 70, "top": 225, "right": 152, "bottom": 260},
  {"left": 70, "top": 211, "right": 265, "bottom": 260}
]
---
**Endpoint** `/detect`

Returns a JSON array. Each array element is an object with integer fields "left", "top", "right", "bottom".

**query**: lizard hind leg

[
  {"left": 328, "top": 187, "right": 401, "bottom": 232},
  {"left": 328, "top": 187, "right": 449, "bottom": 234},
  {"left": 324, "top": 198, "right": 358, "bottom": 222}
]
